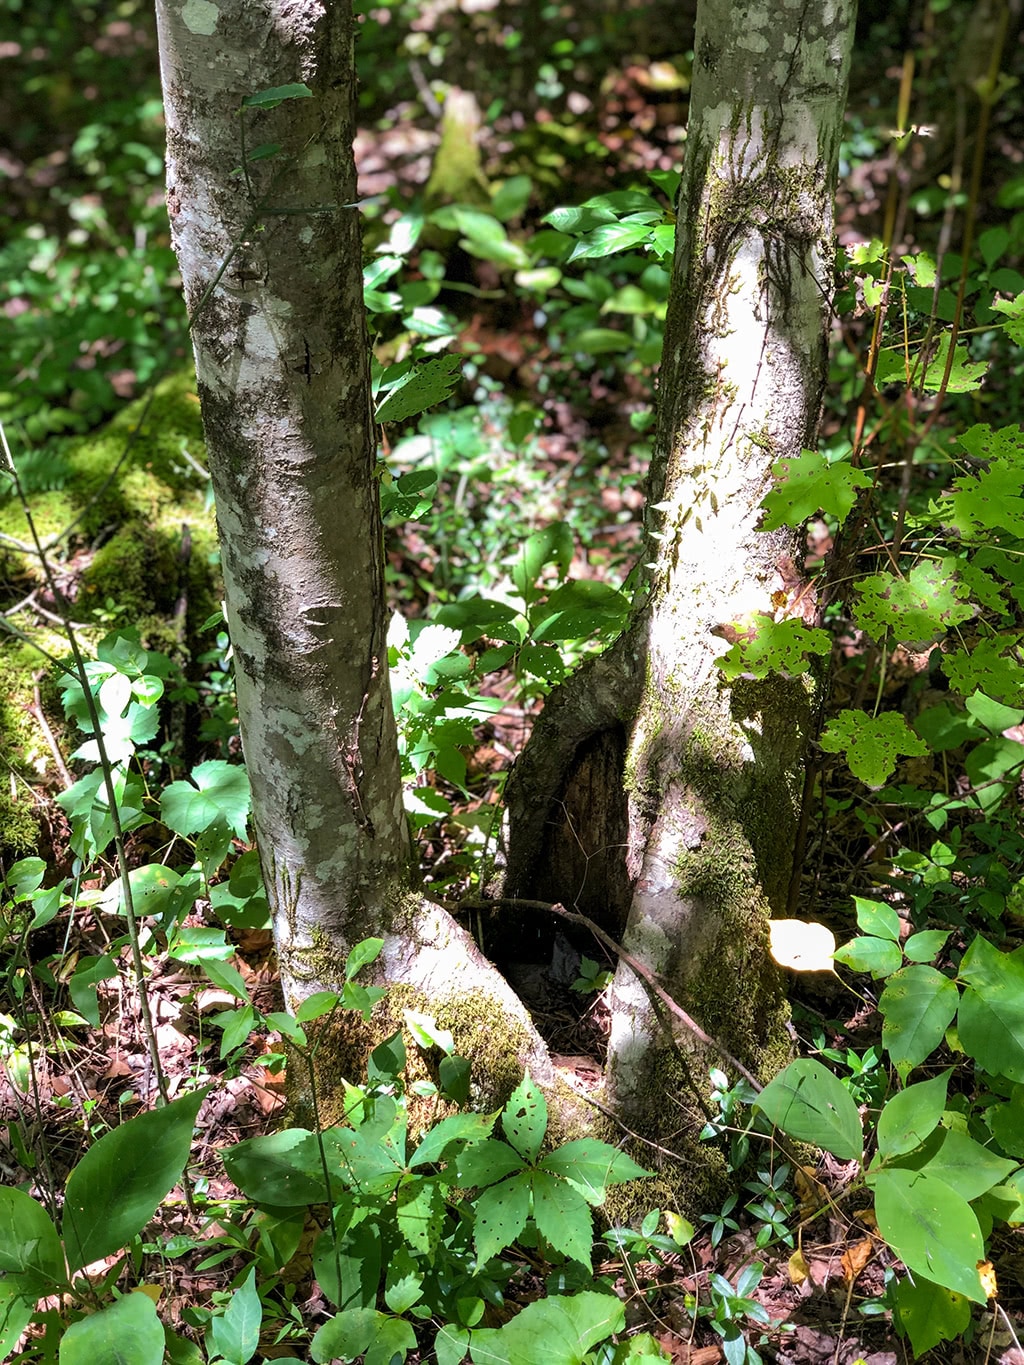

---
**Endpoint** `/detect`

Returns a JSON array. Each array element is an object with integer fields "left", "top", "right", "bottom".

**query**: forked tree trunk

[
  {"left": 506, "top": 0, "right": 856, "bottom": 1177},
  {"left": 154, "top": 0, "right": 553, "bottom": 1106}
]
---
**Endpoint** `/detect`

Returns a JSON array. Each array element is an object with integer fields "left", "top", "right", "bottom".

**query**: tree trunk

[
  {"left": 154, "top": 0, "right": 554, "bottom": 1107},
  {"left": 506, "top": 0, "right": 856, "bottom": 1181}
]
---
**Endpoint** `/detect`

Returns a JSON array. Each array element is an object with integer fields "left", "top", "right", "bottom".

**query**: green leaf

[
  {"left": 395, "top": 1174, "right": 445, "bottom": 1256},
  {"left": 876, "top": 1071, "right": 950, "bottom": 1158},
  {"left": 567, "top": 221, "right": 658, "bottom": 261},
  {"left": 310, "top": 1308, "right": 375, "bottom": 1363},
  {"left": 715, "top": 616, "right": 831, "bottom": 682},
  {"left": 376, "top": 355, "right": 462, "bottom": 424},
  {"left": 384, "top": 1247, "right": 424, "bottom": 1314},
  {"left": 440, "top": 1054, "right": 472, "bottom": 1105},
  {"left": 834, "top": 935, "right": 903, "bottom": 978},
  {"left": 879, "top": 965, "right": 960, "bottom": 1076},
  {"left": 760, "top": 450, "right": 872, "bottom": 530},
  {"left": 893, "top": 1126, "right": 1018, "bottom": 1201},
  {"left": 160, "top": 761, "right": 251, "bottom": 841},
  {"left": 755, "top": 1059, "right": 862, "bottom": 1160},
  {"left": 920, "top": 333, "right": 988, "bottom": 392},
  {"left": 222, "top": 1129, "right": 330, "bottom": 1206},
  {"left": 854, "top": 563, "right": 974, "bottom": 647},
  {"left": 242, "top": 82, "right": 313, "bottom": 108},
  {"left": 208, "top": 1267, "right": 261, "bottom": 1365},
  {"left": 471, "top": 1290, "right": 625, "bottom": 1365},
  {"left": 410, "top": 1112, "right": 497, "bottom": 1168},
  {"left": 531, "top": 1171, "right": 594, "bottom": 1267},
  {"left": 903, "top": 930, "right": 950, "bottom": 963},
  {"left": 473, "top": 1173, "right": 532, "bottom": 1262},
  {"left": 894, "top": 1275, "right": 972, "bottom": 1358},
  {"left": 0, "top": 1280, "right": 36, "bottom": 1364},
  {"left": 989, "top": 1085, "right": 1024, "bottom": 1157},
  {"left": 957, "top": 937, "right": 1024, "bottom": 1082},
  {"left": 345, "top": 936, "right": 384, "bottom": 980},
  {"left": 512, "top": 524, "right": 574, "bottom": 601},
  {"left": 368, "top": 1029, "right": 406, "bottom": 1082},
  {"left": 58, "top": 1291, "right": 165, "bottom": 1365},
  {"left": 0, "top": 1187, "right": 65, "bottom": 1293},
  {"left": 456, "top": 1139, "right": 526, "bottom": 1189},
  {"left": 502, "top": 1072, "right": 548, "bottom": 1162},
  {"left": 852, "top": 897, "right": 901, "bottom": 941},
  {"left": 62, "top": 1089, "right": 206, "bottom": 1272},
  {"left": 295, "top": 990, "right": 340, "bottom": 1023},
  {"left": 436, "top": 1324, "right": 472, "bottom": 1365},
  {"left": 819, "top": 710, "right": 929, "bottom": 787},
  {"left": 942, "top": 639, "right": 1024, "bottom": 707},
  {"left": 870, "top": 1168, "right": 986, "bottom": 1302},
  {"left": 538, "top": 1140, "right": 650, "bottom": 1204}
]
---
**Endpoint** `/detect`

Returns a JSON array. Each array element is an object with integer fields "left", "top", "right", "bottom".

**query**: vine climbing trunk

[
  {"left": 506, "top": 0, "right": 856, "bottom": 1192},
  {"left": 154, "top": 0, "right": 554, "bottom": 1106}
]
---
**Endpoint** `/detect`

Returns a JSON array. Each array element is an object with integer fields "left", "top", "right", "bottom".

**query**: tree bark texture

[
  {"left": 507, "top": 0, "right": 856, "bottom": 1164},
  {"left": 155, "top": 0, "right": 553, "bottom": 1098}
]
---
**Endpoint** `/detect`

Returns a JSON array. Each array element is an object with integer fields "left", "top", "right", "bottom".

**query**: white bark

[
  {"left": 154, "top": 0, "right": 554, "bottom": 1091},
  {"left": 604, "top": 0, "right": 856, "bottom": 1124}
]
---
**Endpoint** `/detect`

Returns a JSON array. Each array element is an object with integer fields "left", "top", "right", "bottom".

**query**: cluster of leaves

[
  {"left": 757, "top": 894, "right": 1024, "bottom": 1357},
  {"left": 0, "top": 936, "right": 671, "bottom": 1365}
]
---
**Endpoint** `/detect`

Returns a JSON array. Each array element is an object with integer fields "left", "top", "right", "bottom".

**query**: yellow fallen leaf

[
  {"left": 794, "top": 1165, "right": 826, "bottom": 1218},
  {"left": 131, "top": 1284, "right": 162, "bottom": 1304},
  {"left": 842, "top": 1238, "right": 873, "bottom": 1282},
  {"left": 788, "top": 1248, "right": 810, "bottom": 1285},
  {"left": 978, "top": 1261, "right": 998, "bottom": 1298},
  {"left": 769, "top": 919, "right": 837, "bottom": 972}
]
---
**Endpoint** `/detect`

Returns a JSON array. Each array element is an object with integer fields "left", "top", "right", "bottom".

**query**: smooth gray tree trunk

[
  {"left": 154, "top": 0, "right": 553, "bottom": 1104},
  {"left": 506, "top": 0, "right": 856, "bottom": 1184}
]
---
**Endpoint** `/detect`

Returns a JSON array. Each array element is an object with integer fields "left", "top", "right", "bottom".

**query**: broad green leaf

[
  {"left": 876, "top": 1072, "right": 949, "bottom": 1158},
  {"left": 471, "top": 1290, "right": 625, "bottom": 1365},
  {"left": 990, "top": 1085, "right": 1024, "bottom": 1157},
  {"left": 395, "top": 1174, "right": 445, "bottom": 1256},
  {"left": 716, "top": 616, "right": 831, "bottom": 682},
  {"left": 345, "top": 936, "right": 384, "bottom": 980},
  {"left": 502, "top": 1072, "right": 548, "bottom": 1162},
  {"left": 820, "top": 710, "right": 930, "bottom": 787},
  {"left": 63, "top": 1089, "right": 206, "bottom": 1272},
  {"left": 871, "top": 1168, "right": 985, "bottom": 1302},
  {"left": 879, "top": 966, "right": 960, "bottom": 1075},
  {"left": 941, "top": 638, "right": 1024, "bottom": 707},
  {"left": 473, "top": 1173, "right": 531, "bottom": 1262},
  {"left": 440, "top": 1054, "right": 471, "bottom": 1105},
  {"left": 436, "top": 1324, "right": 472, "bottom": 1365},
  {"left": 538, "top": 1140, "right": 650, "bottom": 1205},
  {"left": 0, "top": 1280, "right": 35, "bottom": 1362},
  {"left": 411, "top": 1112, "right": 497, "bottom": 1168},
  {"left": 295, "top": 991, "right": 340, "bottom": 1023},
  {"left": 903, "top": 929, "right": 950, "bottom": 963},
  {"left": 760, "top": 450, "right": 872, "bottom": 531},
  {"left": 755, "top": 1059, "right": 862, "bottom": 1160},
  {"left": 376, "top": 355, "right": 462, "bottom": 424},
  {"left": 222, "top": 1129, "right": 329, "bottom": 1206},
  {"left": 894, "top": 1126, "right": 1018, "bottom": 1201},
  {"left": 531, "top": 1171, "right": 593, "bottom": 1267},
  {"left": 567, "top": 221, "right": 657, "bottom": 261},
  {"left": 456, "top": 1139, "right": 526, "bottom": 1189},
  {"left": 852, "top": 897, "right": 901, "bottom": 941},
  {"left": 68, "top": 954, "right": 118, "bottom": 1028},
  {"left": 964, "top": 737, "right": 1024, "bottom": 813},
  {"left": 512, "top": 524, "right": 574, "bottom": 601},
  {"left": 208, "top": 1267, "right": 261, "bottom": 1365},
  {"left": 921, "top": 333, "right": 988, "bottom": 392},
  {"left": 160, "top": 761, "right": 251, "bottom": 841},
  {"left": 894, "top": 1276, "right": 972, "bottom": 1358},
  {"left": 834, "top": 935, "right": 903, "bottom": 979},
  {"left": 310, "top": 1308, "right": 376, "bottom": 1363},
  {"left": 242, "top": 82, "right": 312, "bottom": 108},
  {"left": 957, "top": 936, "right": 1024, "bottom": 1082},
  {"left": 0, "top": 1187, "right": 64, "bottom": 1292},
  {"left": 59, "top": 1291, "right": 164, "bottom": 1365},
  {"left": 384, "top": 1247, "right": 424, "bottom": 1314},
  {"left": 854, "top": 562, "right": 974, "bottom": 646}
]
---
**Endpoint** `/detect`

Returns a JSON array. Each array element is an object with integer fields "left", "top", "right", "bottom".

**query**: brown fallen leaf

[{"left": 841, "top": 1237, "right": 874, "bottom": 1283}]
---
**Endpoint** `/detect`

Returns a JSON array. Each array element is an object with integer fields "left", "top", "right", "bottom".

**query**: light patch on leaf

[{"left": 769, "top": 920, "right": 837, "bottom": 973}]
